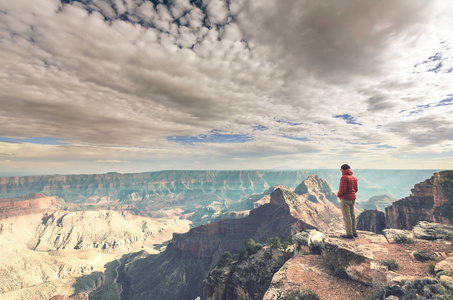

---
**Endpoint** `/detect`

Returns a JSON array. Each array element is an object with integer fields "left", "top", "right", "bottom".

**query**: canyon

[
  {"left": 0, "top": 194, "right": 190, "bottom": 299},
  {"left": 358, "top": 171, "right": 453, "bottom": 233},
  {"left": 0, "top": 169, "right": 449, "bottom": 299},
  {"left": 0, "top": 170, "right": 436, "bottom": 223},
  {"left": 104, "top": 175, "right": 342, "bottom": 300}
]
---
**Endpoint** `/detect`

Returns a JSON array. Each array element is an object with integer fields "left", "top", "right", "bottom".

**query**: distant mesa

[
  {"left": 0, "top": 193, "right": 60, "bottom": 218},
  {"left": 361, "top": 194, "right": 395, "bottom": 211}
]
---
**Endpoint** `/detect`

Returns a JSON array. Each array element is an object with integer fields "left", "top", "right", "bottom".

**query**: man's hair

[{"left": 341, "top": 164, "right": 350, "bottom": 170}]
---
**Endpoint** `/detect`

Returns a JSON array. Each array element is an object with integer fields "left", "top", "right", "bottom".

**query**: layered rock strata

[
  {"left": 294, "top": 174, "right": 341, "bottom": 208},
  {"left": 0, "top": 200, "right": 190, "bottom": 298},
  {"left": 270, "top": 177, "right": 343, "bottom": 232},
  {"left": 386, "top": 171, "right": 453, "bottom": 230},
  {"left": 0, "top": 170, "right": 438, "bottom": 215},
  {"left": 0, "top": 193, "right": 60, "bottom": 218},
  {"left": 118, "top": 176, "right": 344, "bottom": 300},
  {"left": 121, "top": 200, "right": 315, "bottom": 300}
]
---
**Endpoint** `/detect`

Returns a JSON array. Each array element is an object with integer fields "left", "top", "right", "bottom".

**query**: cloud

[
  {"left": 237, "top": 0, "right": 435, "bottom": 83},
  {"left": 387, "top": 115, "right": 453, "bottom": 147},
  {"left": 96, "top": 160, "right": 130, "bottom": 163},
  {"left": 0, "top": 0, "right": 452, "bottom": 173}
]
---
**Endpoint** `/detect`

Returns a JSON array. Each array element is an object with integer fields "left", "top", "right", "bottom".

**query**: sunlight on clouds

[{"left": 0, "top": 0, "right": 452, "bottom": 173}]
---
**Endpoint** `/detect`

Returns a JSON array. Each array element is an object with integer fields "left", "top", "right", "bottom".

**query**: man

[{"left": 337, "top": 164, "right": 358, "bottom": 239}]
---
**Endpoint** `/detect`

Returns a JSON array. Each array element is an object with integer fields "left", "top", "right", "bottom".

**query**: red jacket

[{"left": 337, "top": 169, "right": 358, "bottom": 201}]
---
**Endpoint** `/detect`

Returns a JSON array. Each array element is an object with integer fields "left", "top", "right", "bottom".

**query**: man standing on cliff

[{"left": 337, "top": 164, "right": 358, "bottom": 239}]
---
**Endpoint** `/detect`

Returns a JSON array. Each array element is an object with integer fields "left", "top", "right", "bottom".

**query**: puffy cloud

[
  {"left": 0, "top": 0, "right": 452, "bottom": 173},
  {"left": 203, "top": 0, "right": 229, "bottom": 25}
]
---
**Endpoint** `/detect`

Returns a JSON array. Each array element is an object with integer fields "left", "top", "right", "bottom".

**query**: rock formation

[
  {"left": 413, "top": 221, "right": 453, "bottom": 241},
  {"left": 0, "top": 170, "right": 438, "bottom": 218},
  {"left": 33, "top": 210, "right": 190, "bottom": 252},
  {"left": 270, "top": 178, "right": 343, "bottom": 231},
  {"left": 294, "top": 174, "right": 341, "bottom": 208},
  {"left": 120, "top": 199, "right": 315, "bottom": 300},
  {"left": 250, "top": 226, "right": 453, "bottom": 299},
  {"left": 361, "top": 194, "right": 395, "bottom": 211},
  {"left": 0, "top": 192, "right": 191, "bottom": 299},
  {"left": 0, "top": 193, "right": 61, "bottom": 218},
  {"left": 114, "top": 176, "right": 344, "bottom": 300},
  {"left": 386, "top": 171, "right": 453, "bottom": 230},
  {"left": 357, "top": 209, "right": 386, "bottom": 234},
  {"left": 204, "top": 246, "right": 289, "bottom": 300},
  {"left": 1, "top": 171, "right": 449, "bottom": 300}
]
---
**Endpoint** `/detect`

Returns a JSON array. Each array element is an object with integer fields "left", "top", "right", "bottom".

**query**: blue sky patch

[
  {"left": 435, "top": 95, "right": 453, "bottom": 107},
  {"left": 347, "top": 142, "right": 379, "bottom": 145},
  {"left": 376, "top": 144, "right": 396, "bottom": 149},
  {"left": 428, "top": 62, "right": 443, "bottom": 73},
  {"left": 281, "top": 134, "right": 310, "bottom": 141},
  {"left": 253, "top": 125, "right": 269, "bottom": 131},
  {"left": 275, "top": 119, "right": 304, "bottom": 126},
  {"left": 0, "top": 136, "right": 70, "bottom": 145},
  {"left": 333, "top": 114, "right": 362, "bottom": 125},
  {"left": 428, "top": 53, "right": 442, "bottom": 61},
  {"left": 168, "top": 130, "right": 253, "bottom": 145},
  {"left": 407, "top": 104, "right": 431, "bottom": 116}
]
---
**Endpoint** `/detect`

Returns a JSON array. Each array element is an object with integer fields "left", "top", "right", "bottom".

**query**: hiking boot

[{"left": 340, "top": 234, "right": 354, "bottom": 239}]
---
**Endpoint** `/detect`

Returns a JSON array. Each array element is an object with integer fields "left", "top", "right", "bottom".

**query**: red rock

[
  {"left": 0, "top": 193, "right": 58, "bottom": 218},
  {"left": 385, "top": 171, "right": 453, "bottom": 230}
]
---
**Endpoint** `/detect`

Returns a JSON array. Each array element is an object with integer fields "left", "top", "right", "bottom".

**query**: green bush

[
  {"left": 245, "top": 238, "right": 256, "bottom": 252},
  {"left": 269, "top": 237, "right": 282, "bottom": 249},
  {"left": 282, "top": 241, "right": 289, "bottom": 251},
  {"left": 245, "top": 238, "right": 263, "bottom": 254},
  {"left": 253, "top": 243, "right": 263, "bottom": 252},
  {"left": 381, "top": 259, "right": 399, "bottom": 271},
  {"left": 286, "top": 249, "right": 294, "bottom": 258},
  {"left": 285, "top": 237, "right": 295, "bottom": 245},
  {"left": 218, "top": 251, "right": 232, "bottom": 266}
]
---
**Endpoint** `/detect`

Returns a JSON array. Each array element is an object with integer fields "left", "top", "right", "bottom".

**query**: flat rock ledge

[{"left": 264, "top": 222, "right": 453, "bottom": 300}]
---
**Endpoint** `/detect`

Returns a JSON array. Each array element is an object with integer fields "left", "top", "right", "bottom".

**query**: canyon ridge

[{"left": 1, "top": 169, "right": 451, "bottom": 300}]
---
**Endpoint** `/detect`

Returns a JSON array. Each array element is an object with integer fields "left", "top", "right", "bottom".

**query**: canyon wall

[
  {"left": 0, "top": 193, "right": 61, "bottom": 219},
  {"left": 0, "top": 170, "right": 437, "bottom": 207},
  {"left": 356, "top": 209, "right": 386, "bottom": 234},
  {"left": 0, "top": 194, "right": 191, "bottom": 299},
  {"left": 119, "top": 176, "right": 342, "bottom": 300},
  {"left": 386, "top": 171, "right": 453, "bottom": 230}
]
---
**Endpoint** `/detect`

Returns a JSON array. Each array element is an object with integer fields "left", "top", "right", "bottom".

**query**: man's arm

[{"left": 337, "top": 176, "right": 348, "bottom": 198}]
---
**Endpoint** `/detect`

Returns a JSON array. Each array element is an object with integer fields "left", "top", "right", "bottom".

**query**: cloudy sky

[{"left": 0, "top": 0, "right": 452, "bottom": 175}]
